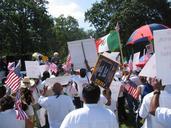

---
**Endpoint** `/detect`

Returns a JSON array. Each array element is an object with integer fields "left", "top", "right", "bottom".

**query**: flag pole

[{"left": 115, "top": 22, "right": 124, "bottom": 64}]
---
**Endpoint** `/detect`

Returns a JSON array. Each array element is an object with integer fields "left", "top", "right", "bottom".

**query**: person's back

[
  {"left": 139, "top": 92, "right": 163, "bottom": 128},
  {"left": 0, "top": 109, "right": 25, "bottom": 128},
  {"left": 38, "top": 83, "right": 75, "bottom": 128},
  {"left": 61, "top": 104, "right": 117, "bottom": 128},
  {"left": 0, "top": 95, "right": 25, "bottom": 128},
  {"left": 60, "top": 84, "right": 119, "bottom": 128}
]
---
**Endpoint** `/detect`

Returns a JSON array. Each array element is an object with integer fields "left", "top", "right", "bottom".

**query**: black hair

[
  {"left": 20, "top": 88, "right": 32, "bottom": 111},
  {"left": 42, "top": 71, "right": 50, "bottom": 81},
  {"left": 0, "top": 85, "right": 6, "bottom": 98},
  {"left": 0, "top": 95, "right": 14, "bottom": 111},
  {"left": 80, "top": 68, "right": 87, "bottom": 78},
  {"left": 82, "top": 83, "right": 100, "bottom": 104}
]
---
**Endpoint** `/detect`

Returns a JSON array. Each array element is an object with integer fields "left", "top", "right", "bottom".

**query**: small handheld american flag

[
  {"left": 124, "top": 81, "right": 138, "bottom": 100},
  {"left": 15, "top": 90, "right": 28, "bottom": 120},
  {"left": 5, "top": 60, "right": 21, "bottom": 92}
]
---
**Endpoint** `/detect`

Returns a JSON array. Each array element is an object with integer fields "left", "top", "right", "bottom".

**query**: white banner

[
  {"left": 67, "top": 38, "right": 98, "bottom": 70},
  {"left": 25, "top": 61, "right": 40, "bottom": 78},
  {"left": 139, "top": 54, "right": 156, "bottom": 78},
  {"left": 154, "top": 29, "right": 171, "bottom": 85}
]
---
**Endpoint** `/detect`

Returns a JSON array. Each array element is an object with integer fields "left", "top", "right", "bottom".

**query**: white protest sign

[
  {"left": 133, "top": 52, "right": 140, "bottom": 70},
  {"left": 25, "top": 61, "right": 40, "bottom": 78},
  {"left": 154, "top": 29, "right": 171, "bottom": 85},
  {"left": 45, "top": 75, "right": 72, "bottom": 87},
  {"left": 102, "top": 52, "right": 120, "bottom": 62},
  {"left": 39, "top": 65, "right": 48, "bottom": 77},
  {"left": 139, "top": 54, "right": 156, "bottom": 78},
  {"left": 67, "top": 38, "right": 98, "bottom": 70}
]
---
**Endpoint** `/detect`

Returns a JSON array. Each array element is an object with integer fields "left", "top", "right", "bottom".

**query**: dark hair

[
  {"left": 80, "top": 68, "right": 87, "bottom": 78},
  {"left": 20, "top": 88, "right": 32, "bottom": 111},
  {"left": 0, "top": 86, "right": 6, "bottom": 98},
  {"left": 42, "top": 71, "right": 50, "bottom": 81},
  {"left": 82, "top": 83, "right": 100, "bottom": 104},
  {"left": 0, "top": 95, "right": 14, "bottom": 111}
]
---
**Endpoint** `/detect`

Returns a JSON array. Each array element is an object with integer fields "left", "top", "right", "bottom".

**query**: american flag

[
  {"left": 49, "top": 63, "right": 57, "bottom": 73},
  {"left": 62, "top": 54, "right": 72, "bottom": 72},
  {"left": 5, "top": 61, "right": 21, "bottom": 92},
  {"left": 124, "top": 81, "right": 138, "bottom": 100},
  {"left": 15, "top": 91, "right": 28, "bottom": 120}
]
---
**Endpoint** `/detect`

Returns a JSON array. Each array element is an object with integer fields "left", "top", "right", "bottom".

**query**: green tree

[
  {"left": 0, "top": 0, "right": 56, "bottom": 56},
  {"left": 54, "top": 15, "right": 89, "bottom": 59},
  {"left": 85, "top": 0, "right": 171, "bottom": 57}
]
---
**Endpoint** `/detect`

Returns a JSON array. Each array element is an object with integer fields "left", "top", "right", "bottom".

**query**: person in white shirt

[
  {"left": 72, "top": 68, "right": 91, "bottom": 108},
  {"left": 38, "top": 82, "right": 75, "bottom": 128},
  {"left": 139, "top": 78, "right": 171, "bottom": 128},
  {"left": 154, "top": 107, "right": 171, "bottom": 127},
  {"left": 72, "top": 68, "right": 91, "bottom": 98},
  {"left": 150, "top": 83, "right": 171, "bottom": 128},
  {"left": 0, "top": 95, "right": 25, "bottom": 128},
  {"left": 60, "top": 83, "right": 119, "bottom": 128}
]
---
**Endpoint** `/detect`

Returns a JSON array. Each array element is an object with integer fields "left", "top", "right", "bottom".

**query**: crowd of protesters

[{"left": 0, "top": 52, "right": 171, "bottom": 128}]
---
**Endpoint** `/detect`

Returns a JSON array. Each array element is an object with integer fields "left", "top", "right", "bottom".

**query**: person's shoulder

[
  {"left": 66, "top": 108, "right": 85, "bottom": 117},
  {"left": 46, "top": 95, "right": 56, "bottom": 100},
  {"left": 142, "top": 91, "right": 154, "bottom": 103},
  {"left": 61, "top": 94, "right": 72, "bottom": 99}
]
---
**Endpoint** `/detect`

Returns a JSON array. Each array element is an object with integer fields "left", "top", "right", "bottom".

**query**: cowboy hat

[{"left": 20, "top": 77, "right": 35, "bottom": 88}]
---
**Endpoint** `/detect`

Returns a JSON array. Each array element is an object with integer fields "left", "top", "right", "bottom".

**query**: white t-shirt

[
  {"left": 60, "top": 104, "right": 119, "bottom": 128},
  {"left": 38, "top": 95, "right": 75, "bottom": 128},
  {"left": 0, "top": 109, "right": 25, "bottom": 128},
  {"left": 155, "top": 107, "right": 171, "bottom": 128},
  {"left": 139, "top": 86, "right": 171, "bottom": 128},
  {"left": 72, "top": 75, "right": 90, "bottom": 99}
]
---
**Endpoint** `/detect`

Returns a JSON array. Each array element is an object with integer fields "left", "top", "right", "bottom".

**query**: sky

[{"left": 46, "top": 0, "right": 101, "bottom": 30}]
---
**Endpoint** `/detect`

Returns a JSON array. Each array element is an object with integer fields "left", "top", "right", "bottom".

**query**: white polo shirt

[
  {"left": 38, "top": 95, "right": 75, "bottom": 128},
  {"left": 60, "top": 104, "right": 119, "bottom": 128},
  {"left": 0, "top": 109, "right": 25, "bottom": 128},
  {"left": 155, "top": 107, "right": 171, "bottom": 128}
]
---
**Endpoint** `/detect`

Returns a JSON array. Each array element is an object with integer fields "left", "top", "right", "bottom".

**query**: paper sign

[
  {"left": 139, "top": 54, "right": 156, "bottom": 78},
  {"left": 102, "top": 52, "right": 120, "bottom": 62},
  {"left": 133, "top": 52, "right": 140, "bottom": 70},
  {"left": 154, "top": 29, "right": 171, "bottom": 85},
  {"left": 67, "top": 38, "right": 98, "bottom": 70},
  {"left": 91, "top": 55, "right": 119, "bottom": 88},
  {"left": 25, "top": 61, "right": 40, "bottom": 78},
  {"left": 39, "top": 65, "right": 48, "bottom": 77},
  {"left": 45, "top": 75, "right": 72, "bottom": 87}
]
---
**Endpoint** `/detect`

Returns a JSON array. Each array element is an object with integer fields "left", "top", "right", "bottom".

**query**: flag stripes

[
  {"left": 124, "top": 83, "right": 138, "bottom": 100},
  {"left": 5, "top": 71, "right": 21, "bottom": 92},
  {"left": 15, "top": 91, "right": 28, "bottom": 120}
]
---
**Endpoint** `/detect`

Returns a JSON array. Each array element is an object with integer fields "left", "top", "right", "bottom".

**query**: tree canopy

[
  {"left": 85, "top": 0, "right": 171, "bottom": 44},
  {"left": 0, "top": 0, "right": 56, "bottom": 56}
]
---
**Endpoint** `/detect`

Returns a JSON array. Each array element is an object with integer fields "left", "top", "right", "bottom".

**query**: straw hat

[{"left": 20, "top": 77, "right": 35, "bottom": 88}]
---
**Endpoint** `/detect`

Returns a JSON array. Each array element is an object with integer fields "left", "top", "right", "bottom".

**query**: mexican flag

[{"left": 96, "top": 31, "right": 120, "bottom": 53}]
